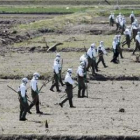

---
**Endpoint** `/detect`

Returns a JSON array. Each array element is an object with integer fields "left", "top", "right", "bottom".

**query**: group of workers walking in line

[
  {"left": 109, "top": 11, "right": 140, "bottom": 63},
  {"left": 13, "top": 11, "right": 140, "bottom": 121}
]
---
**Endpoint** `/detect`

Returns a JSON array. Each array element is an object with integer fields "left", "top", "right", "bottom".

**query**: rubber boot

[
  {"left": 82, "top": 89, "right": 86, "bottom": 97},
  {"left": 78, "top": 89, "right": 81, "bottom": 98},
  {"left": 22, "top": 111, "right": 27, "bottom": 120},
  {"left": 19, "top": 111, "right": 22, "bottom": 120},
  {"left": 50, "top": 85, "right": 55, "bottom": 92},
  {"left": 69, "top": 99, "right": 75, "bottom": 108},
  {"left": 36, "top": 105, "right": 43, "bottom": 114}
]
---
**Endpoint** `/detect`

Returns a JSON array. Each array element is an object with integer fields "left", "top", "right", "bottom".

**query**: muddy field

[
  {"left": 0, "top": 9, "right": 140, "bottom": 139},
  {"left": 1, "top": 80, "right": 140, "bottom": 139}
]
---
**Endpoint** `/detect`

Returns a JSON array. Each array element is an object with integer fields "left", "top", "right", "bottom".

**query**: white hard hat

[
  {"left": 33, "top": 72, "right": 40, "bottom": 77},
  {"left": 22, "top": 77, "right": 28, "bottom": 84},
  {"left": 91, "top": 43, "right": 95, "bottom": 48},
  {"left": 100, "top": 41, "right": 104, "bottom": 45},
  {"left": 125, "top": 28, "right": 129, "bottom": 32},
  {"left": 56, "top": 53, "right": 60, "bottom": 57},
  {"left": 67, "top": 68, "right": 72, "bottom": 73}
]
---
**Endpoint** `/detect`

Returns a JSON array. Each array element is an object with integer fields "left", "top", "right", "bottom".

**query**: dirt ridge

[
  {"left": 3, "top": 46, "right": 135, "bottom": 53},
  {"left": 0, "top": 134, "right": 140, "bottom": 140},
  {"left": 0, "top": 74, "right": 139, "bottom": 81}
]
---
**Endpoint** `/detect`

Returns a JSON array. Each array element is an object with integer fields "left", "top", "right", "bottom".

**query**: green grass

[
  {"left": 0, "top": 6, "right": 91, "bottom": 14},
  {"left": 0, "top": 5, "right": 140, "bottom": 15}
]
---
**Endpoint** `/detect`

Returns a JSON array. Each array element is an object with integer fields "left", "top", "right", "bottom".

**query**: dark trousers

[
  {"left": 61, "top": 85, "right": 73, "bottom": 107},
  {"left": 19, "top": 98, "right": 29, "bottom": 120},
  {"left": 111, "top": 49, "right": 119, "bottom": 63},
  {"left": 126, "top": 35, "right": 131, "bottom": 48},
  {"left": 110, "top": 18, "right": 114, "bottom": 26},
  {"left": 78, "top": 76, "right": 86, "bottom": 97},
  {"left": 116, "top": 23, "right": 119, "bottom": 31},
  {"left": 59, "top": 70, "right": 64, "bottom": 86},
  {"left": 133, "top": 29, "right": 138, "bottom": 41},
  {"left": 131, "top": 17, "right": 134, "bottom": 24},
  {"left": 87, "top": 57, "right": 92, "bottom": 71},
  {"left": 87, "top": 57, "right": 98, "bottom": 74},
  {"left": 50, "top": 73, "right": 60, "bottom": 91},
  {"left": 29, "top": 89, "right": 40, "bottom": 113},
  {"left": 92, "top": 58, "right": 98, "bottom": 75},
  {"left": 133, "top": 41, "right": 140, "bottom": 54},
  {"left": 122, "top": 35, "right": 131, "bottom": 48},
  {"left": 118, "top": 46, "right": 123, "bottom": 58},
  {"left": 97, "top": 56, "right": 106, "bottom": 67},
  {"left": 120, "top": 25, "right": 125, "bottom": 35}
]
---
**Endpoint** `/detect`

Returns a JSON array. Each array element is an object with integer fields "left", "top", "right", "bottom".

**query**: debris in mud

[
  {"left": 29, "top": 46, "right": 36, "bottom": 52},
  {"left": 38, "top": 28, "right": 54, "bottom": 33},
  {"left": 47, "top": 42, "right": 63, "bottom": 52},
  {"left": 90, "top": 29, "right": 102, "bottom": 35},
  {"left": 119, "top": 108, "right": 125, "bottom": 113},
  {"left": 1, "top": 127, "right": 4, "bottom": 132},
  {"left": 45, "top": 120, "right": 48, "bottom": 128}
]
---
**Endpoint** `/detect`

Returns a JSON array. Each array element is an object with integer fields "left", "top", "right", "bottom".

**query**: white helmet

[
  {"left": 100, "top": 41, "right": 104, "bottom": 45},
  {"left": 125, "top": 28, "right": 129, "bottom": 32},
  {"left": 56, "top": 53, "right": 60, "bottom": 57},
  {"left": 33, "top": 72, "right": 40, "bottom": 80},
  {"left": 67, "top": 68, "right": 72, "bottom": 74},
  {"left": 22, "top": 77, "right": 28, "bottom": 84},
  {"left": 90, "top": 43, "right": 95, "bottom": 49}
]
